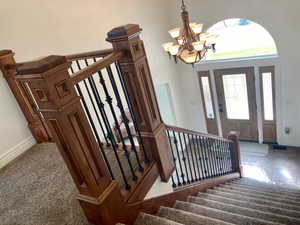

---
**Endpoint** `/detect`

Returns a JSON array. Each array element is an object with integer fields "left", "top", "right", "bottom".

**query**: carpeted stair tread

[
  {"left": 227, "top": 183, "right": 300, "bottom": 199},
  {"left": 220, "top": 183, "right": 300, "bottom": 201},
  {"left": 206, "top": 189, "right": 300, "bottom": 211},
  {"left": 134, "top": 213, "right": 184, "bottom": 225},
  {"left": 227, "top": 181, "right": 300, "bottom": 197},
  {"left": 174, "top": 200, "right": 282, "bottom": 225},
  {"left": 188, "top": 196, "right": 300, "bottom": 225},
  {"left": 231, "top": 178, "right": 300, "bottom": 194},
  {"left": 214, "top": 186, "right": 300, "bottom": 206},
  {"left": 157, "top": 206, "right": 235, "bottom": 225},
  {"left": 197, "top": 192, "right": 300, "bottom": 219}
]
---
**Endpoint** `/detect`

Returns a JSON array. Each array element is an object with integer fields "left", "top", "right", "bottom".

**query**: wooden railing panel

[
  {"left": 107, "top": 24, "right": 175, "bottom": 182},
  {"left": 15, "top": 56, "right": 112, "bottom": 200},
  {"left": 0, "top": 50, "right": 51, "bottom": 142}
]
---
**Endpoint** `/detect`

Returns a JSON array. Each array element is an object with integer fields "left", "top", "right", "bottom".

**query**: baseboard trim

[{"left": 0, "top": 136, "right": 36, "bottom": 169}]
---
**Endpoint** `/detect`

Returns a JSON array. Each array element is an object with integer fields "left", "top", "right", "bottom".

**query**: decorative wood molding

[
  {"left": 15, "top": 55, "right": 112, "bottom": 200},
  {"left": 107, "top": 24, "right": 175, "bottom": 182},
  {"left": 0, "top": 49, "right": 51, "bottom": 143}
]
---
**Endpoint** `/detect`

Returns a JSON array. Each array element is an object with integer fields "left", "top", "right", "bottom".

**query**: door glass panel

[
  {"left": 201, "top": 77, "right": 215, "bottom": 118},
  {"left": 262, "top": 72, "right": 274, "bottom": 120},
  {"left": 222, "top": 74, "right": 250, "bottom": 120}
]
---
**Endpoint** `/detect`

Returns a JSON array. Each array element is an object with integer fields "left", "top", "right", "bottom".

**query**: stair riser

[
  {"left": 206, "top": 189, "right": 300, "bottom": 211},
  {"left": 188, "top": 196, "right": 300, "bottom": 225},
  {"left": 199, "top": 193, "right": 300, "bottom": 218},
  {"left": 221, "top": 184, "right": 300, "bottom": 201},
  {"left": 175, "top": 201, "right": 282, "bottom": 225},
  {"left": 157, "top": 207, "right": 234, "bottom": 225},
  {"left": 215, "top": 186, "right": 300, "bottom": 206},
  {"left": 231, "top": 180, "right": 300, "bottom": 195}
]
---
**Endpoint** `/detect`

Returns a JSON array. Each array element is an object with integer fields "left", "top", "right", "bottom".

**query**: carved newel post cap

[
  {"left": 16, "top": 55, "right": 67, "bottom": 75},
  {"left": 0, "top": 50, "right": 14, "bottom": 60},
  {"left": 106, "top": 24, "right": 142, "bottom": 42}
]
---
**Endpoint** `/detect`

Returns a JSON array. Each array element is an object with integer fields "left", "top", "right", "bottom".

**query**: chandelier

[{"left": 162, "top": 0, "right": 217, "bottom": 65}]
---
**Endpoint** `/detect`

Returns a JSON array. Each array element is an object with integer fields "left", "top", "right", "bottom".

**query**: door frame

[{"left": 195, "top": 55, "right": 281, "bottom": 144}]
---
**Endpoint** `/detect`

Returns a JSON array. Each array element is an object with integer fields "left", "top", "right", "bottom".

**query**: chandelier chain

[{"left": 181, "top": 0, "right": 186, "bottom": 11}]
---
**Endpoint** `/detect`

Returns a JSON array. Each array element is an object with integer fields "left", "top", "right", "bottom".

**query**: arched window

[{"left": 205, "top": 18, "right": 278, "bottom": 60}]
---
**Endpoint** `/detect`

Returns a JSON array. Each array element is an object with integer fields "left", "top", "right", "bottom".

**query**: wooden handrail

[
  {"left": 70, "top": 51, "right": 124, "bottom": 85},
  {"left": 66, "top": 48, "right": 114, "bottom": 61},
  {"left": 166, "top": 124, "right": 233, "bottom": 142}
]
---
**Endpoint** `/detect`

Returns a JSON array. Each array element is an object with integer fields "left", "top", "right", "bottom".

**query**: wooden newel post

[
  {"left": 107, "top": 24, "right": 175, "bottom": 181},
  {"left": 0, "top": 50, "right": 50, "bottom": 143},
  {"left": 15, "top": 56, "right": 120, "bottom": 225},
  {"left": 227, "top": 131, "right": 242, "bottom": 177}
]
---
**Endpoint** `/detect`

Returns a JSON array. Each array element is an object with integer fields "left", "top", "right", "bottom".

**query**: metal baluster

[
  {"left": 181, "top": 133, "right": 194, "bottom": 182},
  {"left": 178, "top": 132, "right": 190, "bottom": 183},
  {"left": 191, "top": 135, "right": 202, "bottom": 181},
  {"left": 199, "top": 136, "right": 209, "bottom": 179},
  {"left": 114, "top": 61, "right": 150, "bottom": 164},
  {"left": 207, "top": 138, "right": 217, "bottom": 177},
  {"left": 75, "top": 61, "right": 131, "bottom": 190},
  {"left": 70, "top": 65, "right": 110, "bottom": 146},
  {"left": 225, "top": 141, "right": 232, "bottom": 173},
  {"left": 185, "top": 134, "right": 197, "bottom": 182},
  {"left": 209, "top": 138, "right": 219, "bottom": 177},
  {"left": 219, "top": 139, "right": 226, "bottom": 175},
  {"left": 173, "top": 130, "right": 186, "bottom": 185},
  {"left": 228, "top": 142, "right": 234, "bottom": 173},
  {"left": 91, "top": 64, "right": 138, "bottom": 181},
  {"left": 213, "top": 139, "right": 222, "bottom": 176},
  {"left": 106, "top": 65, "right": 144, "bottom": 172},
  {"left": 171, "top": 175, "right": 176, "bottom": 188},
  {"left": 75, "top": 61, "right": 113, "bottom": 147},
  {"left": 167, "top": 129, "right": 181, "bottom": 187},
  {"left": 205, "top": 138, "right": 216, "bottom": 177},
  {"left": 204, "top": 137, "right": 214, "bottom": 178},
  {"left": 74, "top": 82, "right": 114, "bottom": 179},
  {"left": 195, "top": 136, "right": 205, "bottom": 180}
]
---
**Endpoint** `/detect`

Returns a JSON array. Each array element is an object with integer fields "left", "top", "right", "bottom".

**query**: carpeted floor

[
  {"left": 0, "top": 143, "right": 89, "bottom": 225},
  {"left": 2, "top": 142, "right": 300, "bottom": 225}
]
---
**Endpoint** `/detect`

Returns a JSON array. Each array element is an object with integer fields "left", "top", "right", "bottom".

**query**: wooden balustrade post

[
  {"left": 0, "top": 50, "right": 51, "bottom": 143},
  {"left": 227, "top": 131, "right": 242, "bottom": 178},
  {"left": 107, "top": 24, "right": 175, "bottom": 181},
  {"left": 15, "top": 55, "right": 123, "bottom": 225}
]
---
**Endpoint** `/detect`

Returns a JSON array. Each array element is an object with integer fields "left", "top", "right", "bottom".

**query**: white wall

[
  {"left": 168, "top": 0, "right": 300, "bottom": 146},
  {"left": 0, "top": 0, "right": 184, "bottom": 168}
]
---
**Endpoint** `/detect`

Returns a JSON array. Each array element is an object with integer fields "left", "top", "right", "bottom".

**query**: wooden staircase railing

[{"left": 0, "top": 24, "right": 242, "bottom": 225}]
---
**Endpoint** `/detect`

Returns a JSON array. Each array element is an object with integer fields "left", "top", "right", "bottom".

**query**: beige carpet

[
  {"left": 135, "top": 178, "right": 300, "bottom": 225},
  {"left": 0, "top": 143, "right": 90, "bottom": 225}
]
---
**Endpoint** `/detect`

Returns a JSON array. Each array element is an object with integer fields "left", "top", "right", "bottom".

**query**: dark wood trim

[
  {"left": 227, "top": 131, "right": 242, "bottom": 177},
  {"left": 0, "top": 50, "right": 51, "bottom": 143},
  {"left": 107, "top": 24, "right": 175, "bottom": 182},
  {"left": 124, "top": 162, "right": 159, "bottom": 203},
  {"left": 66, "top": 48, "right": 114, "bottom": 61},
  {"left": 197, "top": 71, "right": 218, "bottom": 135},
  {"left": 166, "top": 124, "right": 232, "bottom": 142},
  {"left": 70, "top": 51, "right": 124, "bottom": 84}
]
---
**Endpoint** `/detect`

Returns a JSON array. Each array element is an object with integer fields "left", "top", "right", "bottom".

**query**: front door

[{"left": 214, "top": 67, "right": 258, "bottom": 141}]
